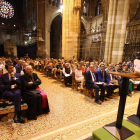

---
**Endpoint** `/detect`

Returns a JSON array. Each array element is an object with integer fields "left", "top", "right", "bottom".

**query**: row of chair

[
  {"left": 0, "top": 90, "right": 27, "bottom": 121},
  {"left": 35, "top": 66, "right": 99, "bottom": 98}
]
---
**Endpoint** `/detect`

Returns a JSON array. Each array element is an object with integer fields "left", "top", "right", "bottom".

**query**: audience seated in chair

[
  {"left": 63, "top": 63, "right": 72, "bottom": 86},
  {"left": 16, "top": 60, "right": 24, "bottom": 74},
  {"left": 85, "top": 65, "right": 106, "bottom": 105},
  {"left": 80, "top": 61, "right": 85, "bottom": 73},
  {"left": 105, "top": 64, "right": 119, "bottom": 94},
  {"left": 55, "top": 61, "right": 63, "bottom": 81},
  {"left": 75, "top": 65, "right": 85, "bottom": 89},
  {"left": 2, "top": 60, "right": 16, "bottom": 74},
  {"left": 0, "top": 63, "right": 25, "bottom": 123},
  {"left": 97, "top": 63, "right": 113, "bottom": 99},
  {"left": 22, "top": 62, "right": 28, "bottom": 75},
  {"left": 85, "top": 61, "right": 90, "bottom": 72},
  {"left": 21, "top": 65, "right": 50, "bottom": 120},
  {"left": 114, "top": 64, "right": 123, "bottom": 96}
]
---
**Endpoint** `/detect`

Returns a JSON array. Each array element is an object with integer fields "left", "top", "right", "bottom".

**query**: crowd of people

[
  {"left": 0, "top": 57, "right": 50, "bottom": 123},
  {"left": 0, "top": 56, "right": 140, "bottom": 123}
]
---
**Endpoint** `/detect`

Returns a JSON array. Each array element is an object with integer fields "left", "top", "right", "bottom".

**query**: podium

[
  {"left": 127, "top": 98, "right": 140, "bottom": 127},
  {"left": 104, "top": 72, "right": 139, "bottom": 140}
]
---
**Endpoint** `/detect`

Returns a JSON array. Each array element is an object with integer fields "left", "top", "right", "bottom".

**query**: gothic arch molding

[{"left": 49, "top": 12, "right": 62, "bottom": 32}]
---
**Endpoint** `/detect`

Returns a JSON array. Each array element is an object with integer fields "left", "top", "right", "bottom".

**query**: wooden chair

[
  {"left": 72, "top": 72, "right": 75, "bottom": 89},
  {"left": 84, "top": 88, "right": 95, "bottom": 98},
  {"left": 0, "top": 95, "right": 27, "bottom": 121}
]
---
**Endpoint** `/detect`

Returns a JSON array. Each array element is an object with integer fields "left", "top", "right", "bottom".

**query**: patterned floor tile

[{"left": 0, "top": 71, "right": 140, "bottom": 140}]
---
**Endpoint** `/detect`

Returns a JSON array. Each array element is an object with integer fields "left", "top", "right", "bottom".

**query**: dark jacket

[
  {"left": 97, "top": 69, "right": 110, "bottom": 84},
  {"left": 0, "top": 73, "right": 21, "bottom": 97},
  {"left": 21, "top": 73, "right": 41, "bottom": 94},
  {"left": 16, "top": 65, "right": 22, "bottom": 73},
  {"left": 85, "top": 70, "right": 98, "bottom": 89}
]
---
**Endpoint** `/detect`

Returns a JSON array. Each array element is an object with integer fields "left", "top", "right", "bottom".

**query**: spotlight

[
  {"left": 14, "top": 24, "right": 16, "bottom": 27},
  {"left": 2, "top": 23, "right": 4, "bottom": 25},
  {"left": 25, "top": 41, "right": 27, "bottom": 45}
]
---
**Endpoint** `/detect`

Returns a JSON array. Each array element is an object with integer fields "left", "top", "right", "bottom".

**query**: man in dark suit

[
  {"left": 22, "top": 62, "right": 28, "bottom": 74},
  {"left": 97, "top": 63, "right": 113, "bottom": 99},
  {"left": 21, "top": 65, "right": 43, "bottom": 120},
  {"left": 0, "top": 63, "right": 25, "bottom": 123},
  {"left": 85, "top": 65, "right": 106, "bottom": 105},
  {"left": 114, "top": 64, "right": 123, "bottom": 96},
  {"left": 105, "top": 64, "right": 119, "bottom": 94}
]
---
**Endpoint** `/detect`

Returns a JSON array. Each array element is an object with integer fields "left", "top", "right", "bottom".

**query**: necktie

[
  {"left": 93, "top": 72, "right": 96, "bottom": 81},
  {"left": 9, "top": 73, "right": 14, "bottom": 80},
  {"left": 110, "top": 74, "right": 112, "bottom": 81}
]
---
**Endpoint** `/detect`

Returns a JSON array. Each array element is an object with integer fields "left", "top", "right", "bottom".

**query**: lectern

[{"left": 104, "top": 72, "right": 139, "bottom": 140}]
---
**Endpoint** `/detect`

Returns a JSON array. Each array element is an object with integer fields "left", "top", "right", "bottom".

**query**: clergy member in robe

[{"left": 21, "top": 65, "right": 50, "bottom": 120}]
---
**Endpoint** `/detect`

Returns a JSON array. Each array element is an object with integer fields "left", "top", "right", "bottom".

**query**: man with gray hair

[
  {"left": 21, "top": 65, "right": 49, "bottom": 120},
  {"left": 85, "top": 65, "right": 106, "bottom": 105}
]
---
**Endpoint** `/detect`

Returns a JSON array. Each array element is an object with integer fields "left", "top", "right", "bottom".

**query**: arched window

[
  {"left": 83, "top": 0, "right": 89, "bottom": 16},
  {"left": 95, "top": 0, "right": 102, "bottom": 16}
]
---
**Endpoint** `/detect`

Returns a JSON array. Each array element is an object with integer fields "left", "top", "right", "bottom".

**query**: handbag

[{"left": 29, "top": 89, "right": 41, "bottom": 94}]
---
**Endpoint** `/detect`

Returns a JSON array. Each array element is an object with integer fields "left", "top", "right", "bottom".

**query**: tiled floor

[{"left": 0, "top": 71, "right": 140, "bottom": 140}]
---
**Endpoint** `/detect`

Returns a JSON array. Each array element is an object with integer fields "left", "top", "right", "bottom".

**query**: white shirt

[
  {"left": 0, "top": 64, "right": 3, "bottom": 69},
  {"left": 8, "top": 73, "right": 16, "bottom": 89},
  {"left": 90, "top": 70, "right": 95, "bottom": 81}
]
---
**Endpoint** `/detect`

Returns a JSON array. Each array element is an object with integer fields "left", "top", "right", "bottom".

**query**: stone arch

[
  {"left": 50, "top": 14, "right": 62, "bottom": 59},
  {"left": 49, "top": 12, "right": 62, "bottom": 32}
]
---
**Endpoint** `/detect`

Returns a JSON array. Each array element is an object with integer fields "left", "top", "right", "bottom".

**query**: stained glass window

[
  {"left": 95, "top": 0, "right": 102, "bottom": 16},
  {"left": 0, "top": 0, "right": 14, "bottom": 19},
  {"left": 83, "top": 0, "right": 89, "bottom": 16},
  {"left": 83, "top": 1, "right": 87, "bottom": 15}
]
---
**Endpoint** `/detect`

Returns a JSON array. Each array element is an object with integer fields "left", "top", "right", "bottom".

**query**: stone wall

[
  {"left": 37, "top": 0, "right": 139, "bottom": 62},
  {"left": 4, "top": 39, "right": 17, "bottom": 57},
  {"left": 37, "top": 0, "right": 62, "bottom": 58},
  {"left": 104, "top": 0, "right": 130, "bottom": 64}
]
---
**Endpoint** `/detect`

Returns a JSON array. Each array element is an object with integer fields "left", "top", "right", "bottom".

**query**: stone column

[
  {"left": 104, "top": 0, "right": 130, "bottom": 64},
  {"left": 62, "top": 0, "right": 81, "bottom": 60},
  {"left": 37, "top": 0, "right": 45, "bottom": 58}
]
